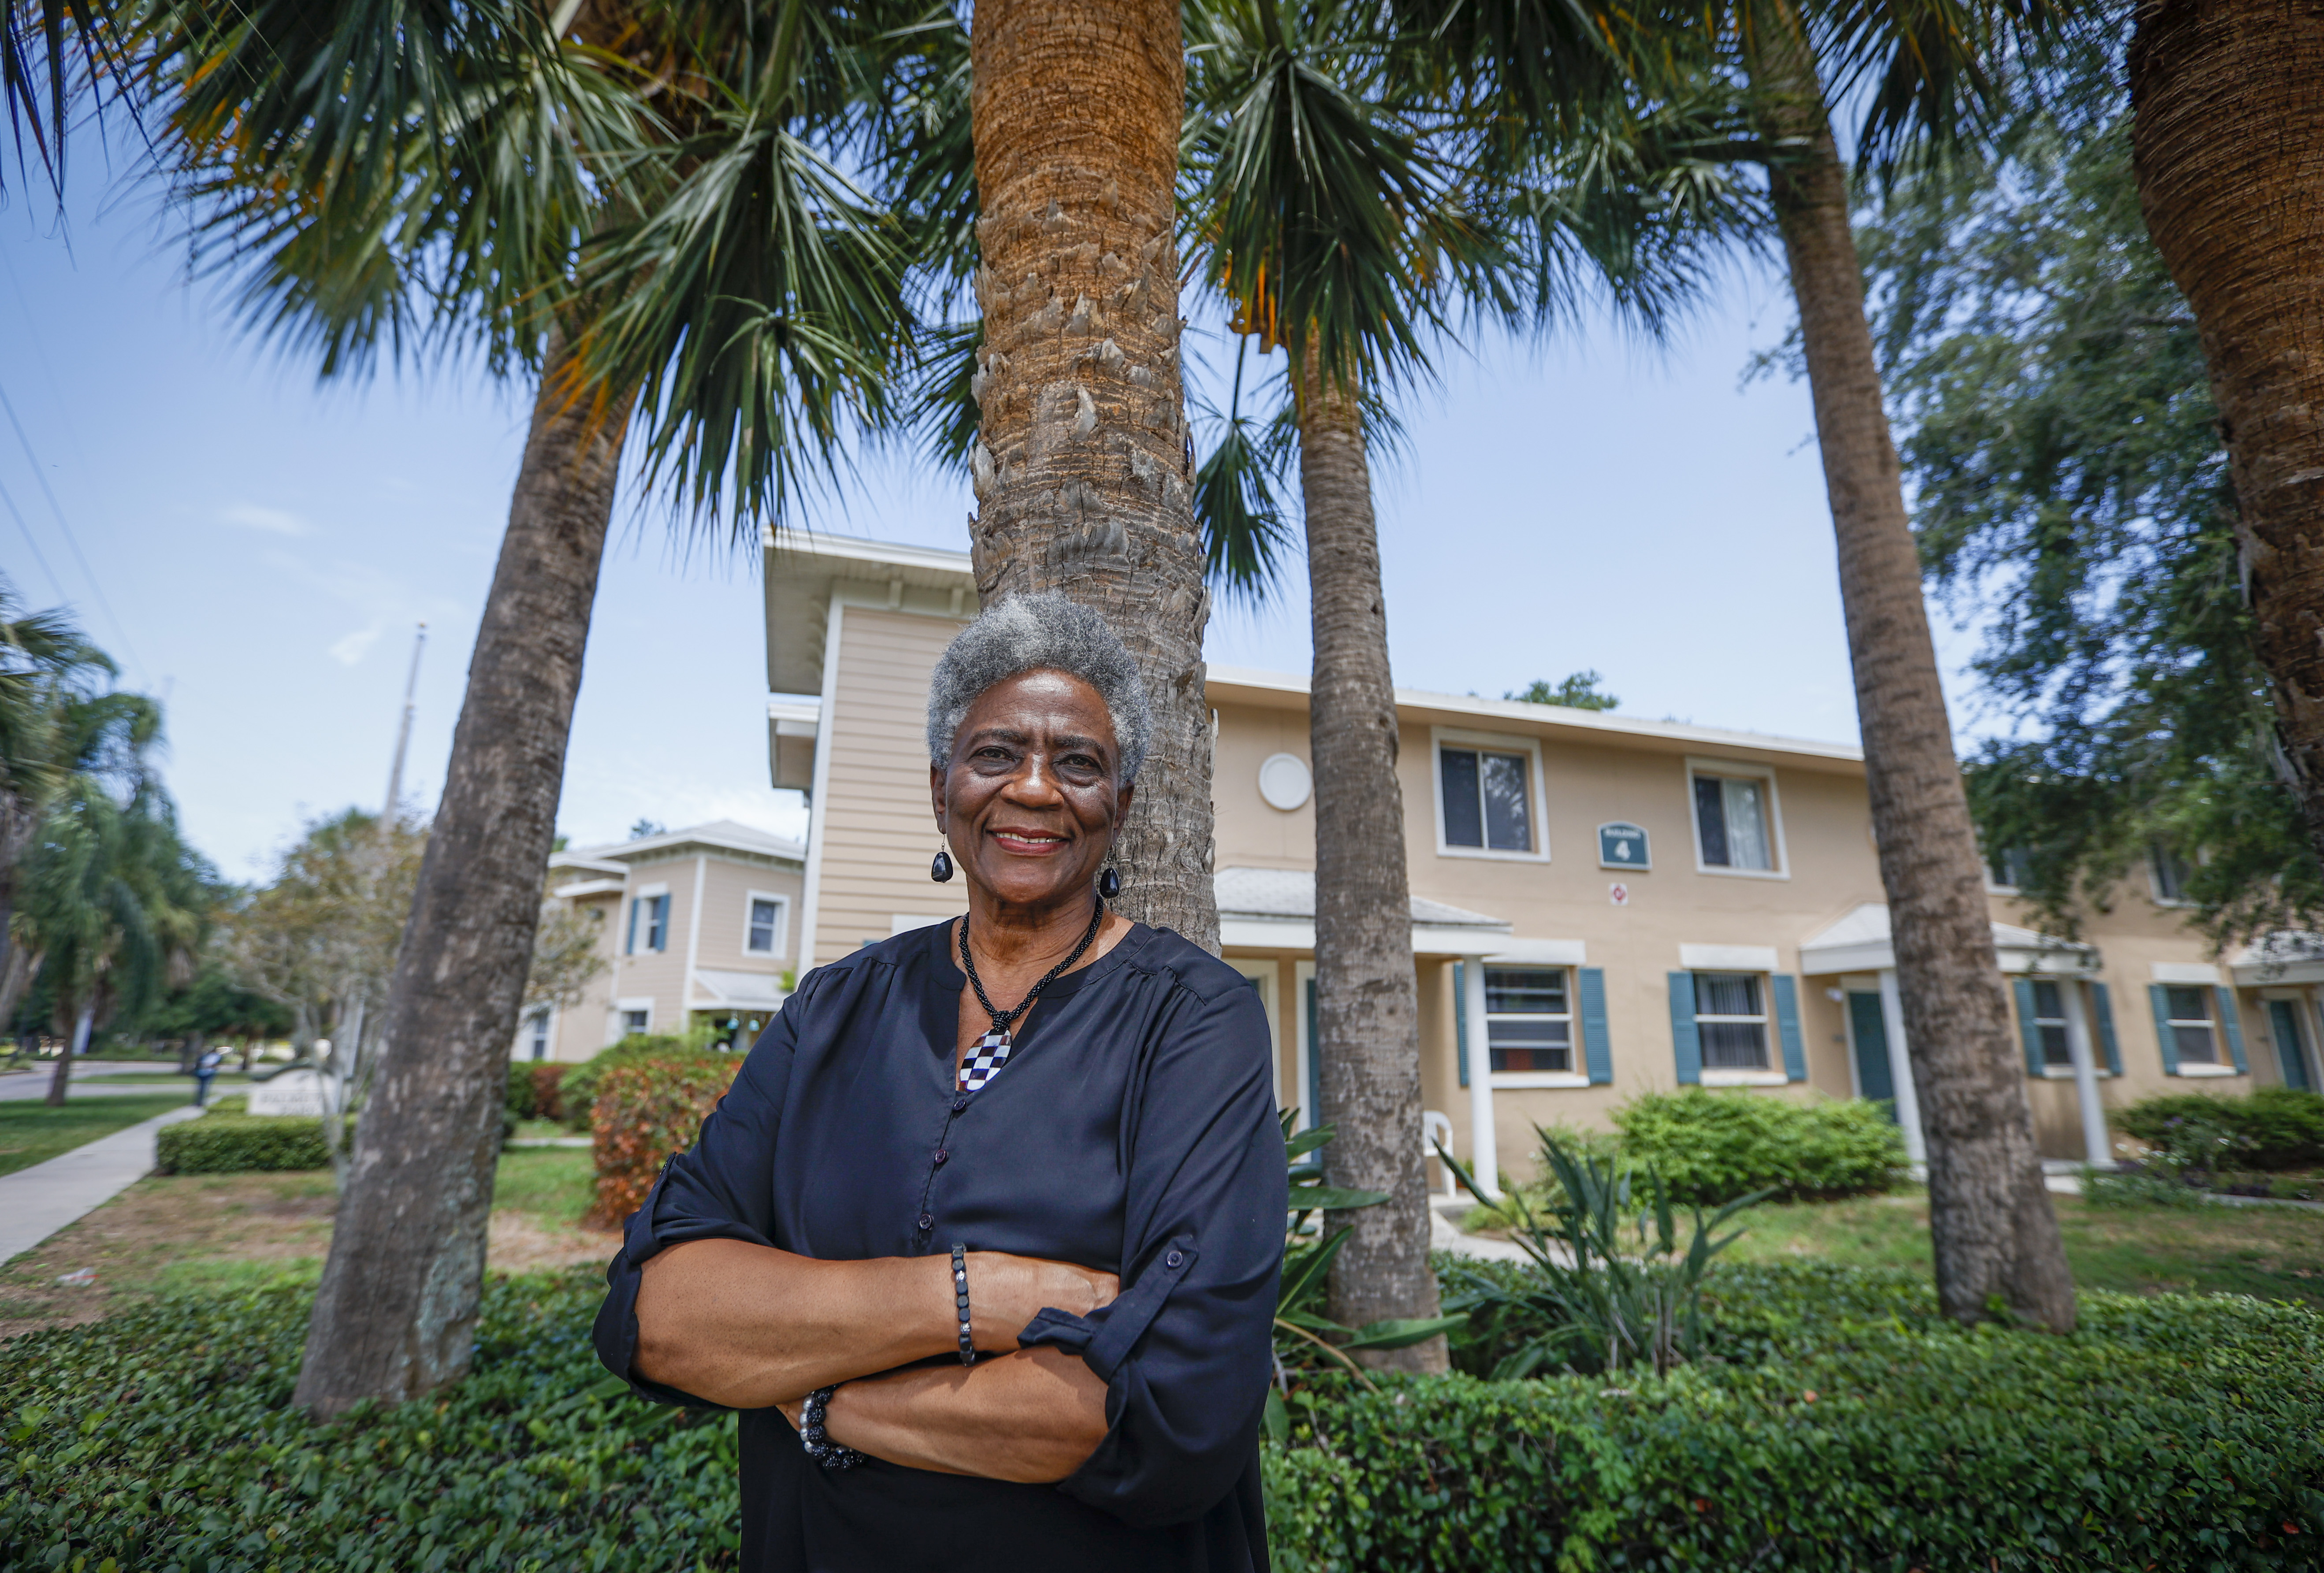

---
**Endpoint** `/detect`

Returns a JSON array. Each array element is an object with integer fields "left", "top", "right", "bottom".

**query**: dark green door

[
  {"left": 2268, "top": 999, "right": 2314, "bottom": 1091},
  {"left": 1305, "top": 977, "right": 1320, "bottom": 1125},
  {"left": 1848, "top": 991, "right": 1895, "bottom": 1114}
]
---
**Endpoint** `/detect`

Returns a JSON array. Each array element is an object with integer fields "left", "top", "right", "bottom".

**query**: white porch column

[
  {"left": 1878, "top": 967, "right": 1928, "bottom": 1165},
  {"left": 1461, "top": 956, "right": 1500, "bottom": 1200},
  {"left": 2059, "top": 979, "right": 2112, "bottom": 1166}
]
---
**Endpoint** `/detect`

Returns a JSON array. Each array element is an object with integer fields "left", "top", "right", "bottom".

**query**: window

[
  {"left": 2163, "top": 986, "right": 2218, "bottom": 1064},
  {"left": 1987, "top": 846, "right": 2033, "bottom": 890},
  {"left": 1439, "top": 745, "right": 1534, "bottom": 852},
  {"left": 1485, "top": 967, "right": 1572, "bottom": 1073},
  {"left": 2151, "top": 845, "right": 2192, "bottom": 904},
  {"left": 526, "top": 1011, "right": 551, "bottom": 1062},
  {"left": 1693, "top": 972, "right": 1769, "bottom": 1069},
  {"left": 621, "top": 1007, "right": 651, "bottom": 1035},
  {"left": 2030, "top": 981, "right": 2072, "bottom": 1068},
  {"left": 745, "top": 894, "right": 788, "bottom": 956},
  {"left": 1692, "top": 771, "right": 1777, "bottom": 872},
  {"left": 627, "top": 892, "right": 669, "bottom": 954}
]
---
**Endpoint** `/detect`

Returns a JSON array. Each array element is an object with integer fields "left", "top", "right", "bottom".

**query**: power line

[
  {"left": 0, "top": 471, "right": 74, "bottom": 607},
  {"left": 0, "top": 375, "right": 146, "bottom": 677}
]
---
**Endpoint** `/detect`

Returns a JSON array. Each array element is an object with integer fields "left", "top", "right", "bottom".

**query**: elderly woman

[{"left": 593, "top": 593, "right": 1287, "bottom": 1572}]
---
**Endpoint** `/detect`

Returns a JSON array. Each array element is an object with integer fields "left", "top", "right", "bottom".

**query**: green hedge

[
  {"left": 1606, "top": 1087, "right": 1907, "bottom": 1203},
  {"left": 1275, "top": 1265, "right": 2324, "bottom": 1572},
  {"left": 2119, "top": 1086, "right": 2324, "bottom": 1171},
  {"left": 0, "top": 1271, "right": 736, "bottom": 1571},
  {"left": 154, "top": 1114, "right": 345, "bottom": 1174}
]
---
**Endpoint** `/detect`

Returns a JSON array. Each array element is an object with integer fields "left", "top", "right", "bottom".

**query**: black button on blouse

[{"left": 592, "top": 920, "right": 1287, "bottom": 1573}]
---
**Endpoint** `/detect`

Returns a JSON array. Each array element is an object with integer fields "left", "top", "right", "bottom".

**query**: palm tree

[
  {"left": 962, "top": 0, "right": 1221, "bottom": 944},
  {"left": 1185, "top": 0, "right": 1752, "bottom": 1369},
  {"left": 2127, "top": 4, "right": 2324, "bottom": 871},
  {"left": 1404, "top": 0, "right": 2081, "bottom": 1328},
  {"left": 146, "top": 0, "right": 915, "bottom": 1411}
]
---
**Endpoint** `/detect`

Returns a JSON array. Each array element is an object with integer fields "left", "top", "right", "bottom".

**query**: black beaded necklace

[{"left": 955, "top": 897, "right": 1105, "bottom": 1091}]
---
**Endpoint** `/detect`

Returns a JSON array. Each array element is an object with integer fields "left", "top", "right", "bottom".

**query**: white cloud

[
  {"left": 329, "top": 625, "right": 382, "bottom": 665},
  {"left": 219, "top": 503, "right": 313, "bottom": 536}
]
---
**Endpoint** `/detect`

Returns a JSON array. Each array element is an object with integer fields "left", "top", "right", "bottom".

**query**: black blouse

[{"left": 592, "top": 920, "right": 1287, "bottom": 1573}]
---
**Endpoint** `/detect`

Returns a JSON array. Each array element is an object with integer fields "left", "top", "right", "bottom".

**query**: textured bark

[
  {"left": 294, "top": 342, "right": 633, "bottom": 1413},
  {"left": 1300, "top": 376, "right": 1444, "bottom": 1371},
  {"left": 2131, "top": 0, "right": 2324, "bottom": 858},
  {"left": 1752, "top": 27, "right": 2075, "bottom": 1330},
  {"left": 967, "top": 0, "right": 1216, "bottom": 947}
]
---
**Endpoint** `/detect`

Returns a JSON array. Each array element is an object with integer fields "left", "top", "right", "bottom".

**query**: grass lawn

[
  {"left": 53, "top": 1071, "right": 253, "bottom": 1086},
  {"left": 0, "top": 1094, "right": 189, "bottom": 1178},
  {"left": 1724, "top": 1187, "right": 2324, "bottom": 1308},
  {"left": 0, "top": 1146, "right": 613, "bottom": 1341}
]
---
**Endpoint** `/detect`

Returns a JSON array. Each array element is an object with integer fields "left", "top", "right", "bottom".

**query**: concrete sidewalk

[{"left": 0, "top": 1105, "right": 205, "bottom": 1265}]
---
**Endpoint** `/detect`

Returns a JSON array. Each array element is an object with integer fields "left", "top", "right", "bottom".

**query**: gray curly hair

[{"left": 926, "top": 592, "right": 1153, "bottom": 782}]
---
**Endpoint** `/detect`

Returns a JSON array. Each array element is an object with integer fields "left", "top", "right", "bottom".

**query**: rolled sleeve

[
  {"left": 590, "top": 1001, "right": 799, "bottom": 1406},
  {"left": 1022, "top": 978, "right": 1287, "bottom": 1527}
]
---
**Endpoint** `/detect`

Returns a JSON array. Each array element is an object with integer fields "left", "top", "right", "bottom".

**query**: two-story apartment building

[
  {"left": 761, "top": 534, "right": 2321, "bottom": 1188},
  {"left": 523, "top": 820, "right": 806, "bottom": 1062}
]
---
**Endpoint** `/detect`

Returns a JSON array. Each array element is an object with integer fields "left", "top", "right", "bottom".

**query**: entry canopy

[
  {"left": 1216, "top": 866, "right": 1524, "bottom": 956},
  {"left": 2230, "top": 931, "right": 2324, "bottom": 987},
  {"left": 1800, "top": 902, "right": 2097, "bottom": 977}
]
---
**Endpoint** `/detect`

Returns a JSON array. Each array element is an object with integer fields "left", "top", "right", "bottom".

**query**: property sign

[
  {"left": 248, "top": 1068, "right": 326, "bottom": 1118},
  {"left": 1598, "top": 822, "right": 1651, "bottom": 869}
]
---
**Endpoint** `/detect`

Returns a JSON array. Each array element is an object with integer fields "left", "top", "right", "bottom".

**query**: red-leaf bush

[{"left": 588, "top": 1055, "right": 741, "bottom": 1227}]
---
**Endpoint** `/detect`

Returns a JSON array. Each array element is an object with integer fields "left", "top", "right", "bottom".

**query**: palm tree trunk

[
  {"left": 2130, "top": 0, "right": 2324, "bottom": 857},
  {"left": 1749, "top": 26, "right": 2075, "bottom": 1330},
  {"left": 293, "top": 341, "right": 634, "bottom": 1414},
  {"left": 45, "top": 998, "right": 90, "bottom": 1105},
  {"left": 1297, "top": 372, "right": 1445, "bottom": 1371},
  {"left": 967, "top": 0, "right": 1217, "bottom": 946}
]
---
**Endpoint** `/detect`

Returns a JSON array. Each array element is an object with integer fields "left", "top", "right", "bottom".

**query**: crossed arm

[{"left": 633, "top": 1238, "right": 1118, "bottom": 1482}]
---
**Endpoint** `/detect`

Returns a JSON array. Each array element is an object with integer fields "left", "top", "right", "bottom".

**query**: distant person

[{"left": 193, "top": 1046, "right": 223, "bottom": 1107}]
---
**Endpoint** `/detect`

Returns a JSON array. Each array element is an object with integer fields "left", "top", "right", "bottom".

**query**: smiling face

[{"left": 932, "top": 668, "right": 1132, "bottom": 915}]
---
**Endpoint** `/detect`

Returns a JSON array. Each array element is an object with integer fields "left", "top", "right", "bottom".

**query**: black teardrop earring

[
  {"left": 1097, "top": 862, "right": 1121, "bottom": 901},
  {"left": 931, "top": 846, "right": 954, "bottom": 883}
]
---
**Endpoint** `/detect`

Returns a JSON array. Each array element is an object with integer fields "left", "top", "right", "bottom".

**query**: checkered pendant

[{"left": 959, "top": 1026, "right": 1014, "bottom": 1093}]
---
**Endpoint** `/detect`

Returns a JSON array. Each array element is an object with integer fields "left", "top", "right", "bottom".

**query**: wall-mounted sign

[
  {"left": 1609, "top": 882, "right": 1632, "bottom": 907},
  {"left": 1598, "top": 822, "right": 1651, "bottom": 869}
]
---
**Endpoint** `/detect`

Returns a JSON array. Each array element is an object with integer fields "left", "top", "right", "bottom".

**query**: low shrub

[
  {"left": 2119, "top": 1086, "right": 2324, "bottom": 1171},
  {"left": 154, "top": 1114, "right": 347, "bottom": 1174},
  {"left": 530, "top": 1061, "right": 569, "bottom": 1123},
  {"left": 1609, "top": 1087, "right": 1906, "bottom": 1203},
  {"left": 558, "top": 1034, "right": 708, "bottom": 1132},
  {"left": 0, "top": 1270, "right": 738, "bottom": 1571},
  {"left": 589, "top": 1055, "right": 742, "bottom": 1225},
  {"left": 1278, "top": 1265, "right": 2324, "bottom": 1573}
]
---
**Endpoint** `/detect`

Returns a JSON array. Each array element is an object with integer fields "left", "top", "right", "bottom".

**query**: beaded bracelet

[
  {"left": 951, "top": 1242, "right": 977, "bottom": 1366},
  {"left": 798, "top": 1387, "right": 863, "bottom": 1470}
]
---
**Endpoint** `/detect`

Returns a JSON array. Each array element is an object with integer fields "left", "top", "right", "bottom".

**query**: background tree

[
  {"left": 524, "top": 890, "right": 608, "bottom": 1017},
  {"left": 1507, "top": 671, "right": 1621, "bottom": 710},
  {"left": 146, "top": 0, "right": 917, "bottom": 1410},
  {"left": 1854, "top": 42, "right": 2324, "bottom": 946},
  {"left": 2128, "top": 0, "right": 2324, "bottom": 885}
]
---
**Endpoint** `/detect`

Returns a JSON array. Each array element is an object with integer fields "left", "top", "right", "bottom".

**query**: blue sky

[{"left": 1, "top": 136, "right": 1987, "bottom": 883}]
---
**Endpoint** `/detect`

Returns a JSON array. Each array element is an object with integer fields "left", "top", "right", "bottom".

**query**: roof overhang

[
  {"left": 2230, "top": 932, "right": 2324, "bottom": 987},
  {"left": 1798, "top": 902, "right": 2098, "bottom": 976},
  {"left": 762, "top": 531, "right": 978, "bottom": 697}
]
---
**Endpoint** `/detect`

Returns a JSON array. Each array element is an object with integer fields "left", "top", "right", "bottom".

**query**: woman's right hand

[{"left": 963, "top": 1252, "right": 1118, "bottom": 1350}]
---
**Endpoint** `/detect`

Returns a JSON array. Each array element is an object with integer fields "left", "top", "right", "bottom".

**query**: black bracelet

[
  {"left": 951, "top": 1242, "right": 976, "bottom": 1366},
  {"left": 798, "top": 1387, "right": 863, "bottom": 1470}
]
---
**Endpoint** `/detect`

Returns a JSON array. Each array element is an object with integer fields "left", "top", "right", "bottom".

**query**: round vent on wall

[{"left": 1258, "top": 752, "right": 1313, "bottom": 812}]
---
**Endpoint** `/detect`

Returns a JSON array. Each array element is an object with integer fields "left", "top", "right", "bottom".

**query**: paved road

[
  {"left": 0, "top": 1104, "right": 206, "bottom": 1265},
  {"left": 0, "top": 1062, "right": 206, "bottom": 1103}
]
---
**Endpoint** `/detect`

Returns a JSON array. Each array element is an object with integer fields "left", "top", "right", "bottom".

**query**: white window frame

[
  {"left": 614, "top": 997, "right": 654, "bottom": 1036},
  {"left": 1693, "top": 969, "right": 1784, "bottom": 1084},
  {"left": 1431, "top": 727, "right": 1551, "bottom": 863},
  {"left": 1223, "top": 958, "right": 1285, "bottom": 1108},
  {"left": 2029, "top": 979, "right": 2074, "bottom": 1071},
  {"left": 743, "top": 890, "right": 791, "bottom": 958},
  {"left": 2161, "top": 984, "right": 2227, "bottom": 1070},
  {"left": 2149, "top": 846, "right": 2195, "bottom": 908},
  {"left": 1685, "top": 757, "right": 1790, "bottom": 880},
  {"left": 1484, "top": 963, "right": 1588, "bottom": 1090},
  {"left": 525, "top": 1007, "right": 554, "bottom": 1062}
]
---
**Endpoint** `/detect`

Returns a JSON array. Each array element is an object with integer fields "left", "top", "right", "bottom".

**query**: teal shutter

[
  {"left": 1772, "top": 974, "right": 1807, "bottom": 1081},
  {"left": 2149, "top": 985, "right": 2181, "bottom": 1076},
  {"left": 1580, "top": 967, "right": 1612, "bottom": 1084},
  {"left": 2216, "top": 987, "right": 2249, "bottom": 1074},
  {"left": 2012, "top": 979, "right": 2045, "bottom": 1076},
  {"left": 1454, "top": 961, "right": 1469, "bottom": 1089},
  {"left": 625, "top": 898, "right": 640, "bottom": 956},
  {"left": 2091, "top": 983, "right": 2123, "bottom": 1075},
  {"left": 1668, "top": 973, "right": 1702, "bottom": 1084},
  {"left": 1305, "top": 977, "right": 1320, "bottom": 1121}
]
